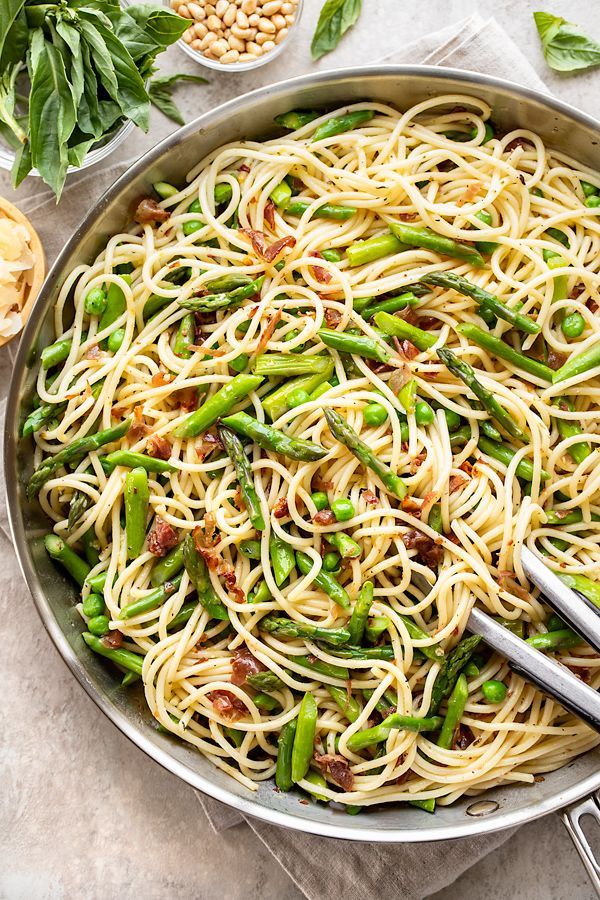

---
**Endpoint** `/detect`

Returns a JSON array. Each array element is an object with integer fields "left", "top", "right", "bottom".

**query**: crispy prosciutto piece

[
  {"left": 231, "top": 647, "right": 266, "bottom": 686},
  {"left": 148, "top": 518, "right": 178, "bottom": 557},
  {"left": 240, "top": 228, "right": 296, "bottom": 263},
  {"left": 401, "top": 530, "right": 443, "bottom": 567},
  {"left": 146, "top": 435, "right": 172, "bottom": 460},
  {"left": 313, "top": 754, "right": 354, "bottom": 791},
  {"left": 207, "top": 690, "right": 247, "bottom": 720},
  {"left": 135, "top": 198, "right": 170, "bottom": 225}
]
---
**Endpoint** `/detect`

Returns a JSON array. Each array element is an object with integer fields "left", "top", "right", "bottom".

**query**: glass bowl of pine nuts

[{"left": 171, "top": 0, "right": 303, "bottom": 70}]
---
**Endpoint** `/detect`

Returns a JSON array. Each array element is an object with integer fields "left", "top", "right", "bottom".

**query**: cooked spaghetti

[{"left": 28, "top": 94, "right": 600, "bottom": 810}]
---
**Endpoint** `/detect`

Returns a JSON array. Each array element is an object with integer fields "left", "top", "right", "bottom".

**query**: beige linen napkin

[{"left": 0, "top": 11, "right": 548, "bottom": 900}]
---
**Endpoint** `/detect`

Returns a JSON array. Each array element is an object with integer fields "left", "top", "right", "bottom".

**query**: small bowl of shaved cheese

[{"left": 0, "top": 198, "right": 45, "bottom": 347}]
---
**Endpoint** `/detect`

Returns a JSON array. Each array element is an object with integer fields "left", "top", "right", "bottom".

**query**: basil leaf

[
  {"left": 148, "top": 73, "right": 208, "bottom": 126},
  {"left": 11, "top": 138, "right": 32, "bottom": 187},
  {"left": 534, "top": 11, "right": 600, "bottom": 72},
  {"left": 126, "top": 5, "right": 189, "bottom": 48},
  {"left": 67, "top": 132, "right": 95, "bottom": 166},
  {"left": 311, "top": 0, "right": 362, "bottom": 61},
  {"left": 55, "top": 20, "right": 85, "bottom": 109},
  {"left": 0, "top": 0, "right": 26, "bottom": 62},
  {"left": 0, "top": 61, "right": 26, "bottom": 144},
  {"left": 28, "top": 36, "right": 77, "bottom": 198}
]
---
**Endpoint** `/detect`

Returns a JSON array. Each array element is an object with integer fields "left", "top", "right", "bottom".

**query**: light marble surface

[{"left": 2, "top": 1, "right": 600, "bottom": 897}]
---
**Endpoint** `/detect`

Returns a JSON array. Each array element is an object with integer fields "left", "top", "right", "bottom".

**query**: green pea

[
  {"left": 331, "top": 498, "right": 354, "bottom": 522},
  {"left": 581, "top": 180, "right": 599, "bottom": 197},
  {"left": 311, "top": 491, "right": 329, "bottom": 511},
  {"left": 84, "top": 287, "right": 107, "bottom": 316},
  {"left": 107, "top": 328, "right": 126, "bottom": 352},
  {"left": 464, "top": 661, "right": 479, "bottom": 677},
  {"left": 561, "top": 312, "right": 585, "bottom": 339},
  {"left": 415, "top": 400, "right": 434, "bottom": 425},
  {"left": 188, "top": 199, "right": 202, "bottom": 213},
  {"left": 443, "top": 409, "right": 462, "bottom": 431},
  {"left": 323, "top": 551, "right": 341, "bottom": 572},
  {"left": 183, "top": 220, "right": 204, "bottom": 236},
  {"left": 87, "top": 614, "right": 110, "bottom": 636},
  {"left": 363, "top": 403, "right": 388, "bottom": 426},
  {"left": 585, "top": 195, "right": 600, "bottom": 208},
  {"left": 230, "top": 353, "right": 249, "bottom": 373},
  {"left": 481, "top": 680, "right": 507, "bottom": 703},
  {"left": 82, "top": 593, "right": 105, "bottom": 618},
  {"left": 287, "top": 388, "right": 311, "bottom": 409}
]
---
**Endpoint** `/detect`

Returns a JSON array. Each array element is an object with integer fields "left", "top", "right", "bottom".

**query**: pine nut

[
  {"left": 231, "top": 23, "right": 253, "bottom": 37},
  {"left": 274, "top": 26, "right": 288, "bottom": 42},
  {"left": 284, "top": 12, "right": 295, "bottom": 23},
  {"left": 239, "top": 51, "right": 258, "bottom": 61},
  {"left": 261, "top": 38, "right": 275, "bottom": 51},
  {"left": 188, "top": 1, "right": 203, "bottom": 15},
  {"left": 211, "top": 38, "right": 229, "bottom": 56},
  {"left": 255, "top": 30, "right": 269, "bottom": 44},
  {"left": 206, "top": 13, "right": 221, "bottom": 29},
  {"left": 228, "top": 34, "right": 245, "bottom": 51},
  {"left": 204, "top": 47, "right": 216, "bottom": 58},
  {"left": 191, "top": 38, "right": 204, "bottom": 49},
  {"left": 241, "top": 0, "right": 257, "bottom": 12},
  {"left": 205, "top": 3, "right": 217, "bottom": 12},
  {"left": 236, "top": 9, "right": 249, "bottom": 27},
  {"left": 246, "top": 40, "right": 263, "bottom": 55},
  {"left": 215, "top": 0, "right": 228, "bottom": 14},
  {"left": 178, "top": 4, "right": 192, "bottom": 17},
  {"left": 248, "top": 12, "right": 260, "bottom": 24},
  {"left": 183, "top": 28, "right": 194, "bottom": 42},
  {"left": 280, "top": 1, "right": 293, "bottom": 11},
  {"left": 271, "top": 13, "right": 285, "bottom": 29},
  {"left": 220, "top": 48, "right": 240, "bottom": 63},
  {"left": 257, "top": 15, "right": 275, "bottom": 32},
  {"left": 199, "top": 30, "right": 218, "bottom": 47},
  {"left": 194, "top": 21, "right": 208, "bottom": 36},
  {"left": 261, "top": 0, "right": 281, "bottom": 14},
  {"left": 223, "top": 3, "right": 237, "bottom": 25}
]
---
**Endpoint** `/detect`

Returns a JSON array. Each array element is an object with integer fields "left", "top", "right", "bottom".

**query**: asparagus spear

[
  {"left": 324, "top": 408, "right": 407, "bottom": 499},
  {"left": 346, "top": 233, "right": 405, "bottom": 267},
  {"left": 526, "top": 629, "right": 582, "bottom": 650},
  {"left": 247, "top": 671, "right": 285, "bottom": 691},
  {"left": 399, "top": 617, "right": 445, "bottom": 661},
  {"left": 173, "top": 374, "right": 263, "bottom": 440},
  {"left": 286, "top": 198, "right": 357, "bottom": 220},
  {"left": 553, "top": 342, "right": 600, "bottom": 384},
  {"left": 218, "top": 425, "right": 265, "bottom": 530},
  {"left": 124, "top": 468, "right": 149, "bottom": 560},
  {"left": 68, "top": 489, "right": 92, "bottom": 532},
  {"left": 318, "top": 327, "right": 390, "bottom": 363},
  {"left": 82, "top": 632, "right": 144, "bottom": 676},
  {"left": 326, "top": 686, "right": 361, "bottom": 722},
  {"left": 295, "top": 655, "right": 349, "bottom": 680},
  {"left": 151, "top": 542, "right": 185, "bottom": 587},
  {"left": 221, "top": 411, "right": 328, "bottom": 462},
  {"left": 173, "top": 313, "right": 196, "bottom": 359},
  {"left": 178, "top": 276, "right": 265, "bottom": 313},
  {"left": 205, "top": 273, "right": 253, "bottom": 292},
  {"left": 326, "top": 531, "right": 361, "bottom": 559},
  {"left": 45, "top": 534, "right": 91, "bottom": 586},
  {"left": 456, "top": 323, "right": 553, "bottom": 382},
  {"left": 22, "top": 399, "right": 68, "bottom": 438},
  {"left": 181, "top": 533, "right": 229, "bottom": 620},
  {"left": 477, "top": 435, "right": 549, "bottom": 481},
  {"left": 359, "top": 293, "right": 418, "bottom": 321},
  {"left": 27, "top": 419, "right": 131, "bottom": 499},
  {"left": 291, "top": 692, "right": 318, "bottom": 782},
  {"left": 438, "top": 348, "right": 530, "bottom": 443},
  {"left": 556, "top": 572, "right": 600, "bottom": 608},
  {"left": 347, "top": 712, "right": 443, "bottom": 752},
  {"left": 274, "top": 109, "right": 320, "bottom": 130},
  {"left": 118, "top": 573, "right": 184, "bottom": 620},
  {"left": 422, "top": 272, "right": 540, "bottom": 335},
  {"left": 551, "top": 398, "right": 592, "bottom": 465},
  {"left": 347, "top": 581, "right": 373, "bottom": 644},
  {"left": 275, "top": 718, "right": 298, "bottom": 791},
  {"left": 429, "top": 635, "right": 481, "bottom": 714},
  {"left": 388, "top": 223, "right": 485, "bottom": 268},
  {"left": 295, "top": 551, "right": 351, "bottom": 609},
  {"left": 167, "top": 599, "right": 198, "bottom": 632},
  {"left": 329, "top": 644, "right": 396, "bottom": 660},
  {"left": 373, "top": 311, "right": 437, "bottom": 351},
  {"left": 262, "top": 362, "right": 334, "bottom": 421},
  {"left": 261, "top": 616, "right": 351, "bottom": 646},
  {"left": 252, "top": 354, "right": 332, "bottom": 377},
  {"left": 437, "top": 673, "right": 468, "bottom": 749},
  {"left": 269, "top": 534, "right": 296, "bottom": 586},
  {"left": 313, "top": 109, "right": 374, "bottom": 141},
  {"left": 101, "top": 451, "right": 175, "bottom": 474}
]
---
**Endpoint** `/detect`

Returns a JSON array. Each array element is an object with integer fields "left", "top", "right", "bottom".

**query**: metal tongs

[{"left": 468, "top": 546, "right": 600, "bottom": 733}]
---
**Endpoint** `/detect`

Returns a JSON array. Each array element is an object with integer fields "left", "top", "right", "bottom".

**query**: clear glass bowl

[
  {"left": 174, "top": 0, "right": 304, "bottom": 73},
  {"left": 0, "top": 117, "right": 136, "bottom": 179}
]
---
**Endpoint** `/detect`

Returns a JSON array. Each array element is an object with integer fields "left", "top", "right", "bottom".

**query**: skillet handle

[{"left": 563, "top": 793, "right": 600, "bottom": 896}]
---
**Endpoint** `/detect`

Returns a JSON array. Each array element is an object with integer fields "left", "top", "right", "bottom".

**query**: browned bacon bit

[
  {"left": 207, "top": 690, "right": 247, "bottom": 721},
  {"left": 151, "top": 371, "right": 172, "bottom": 388},
  {"left": 396, "top": 338, "right": 419, "bottom": 360},
  {"left": 111, "top": 405, "right": 127, "bottom": 419},
  {"left": 324, "top": 307, "right": 343, "bottom": 328},
  {"left": 273, "top": 497, "right": 289, "bottom": 519},
  {"left": 396, "top": 306, "right": 419, "bottom": 325},
  {"left": 148, "top": 518, "right": 179, "bottom": 557},
  {"left": 313, "top": 509, "right": 336, "bottom": 525},
  {"left": 264, "top": 199, "right": 276, "bottom": 230},
  {"left": 239, "top": 163, "right": 251, "bottom": 173},
  {"left": 547, "top": 348, "right": 567, "bottom": 371},
  {"left": 569, "top": 283, "right": 585, "bottom": 300},
  {"left": 361, "top": 489, "right": 378, "bottom": 506},
  {"left": 402, "top": 530, "right": 443, "bottom": 568},
  {"left": 240, "top": 228, "right": 296, "bottom": 263},
  {"left": 313, "top": 476, "right": 333, "bottom": 493},
  {"left": 459, "top": 459, "right": 474, "bottom": 476},
  {"left": 310, "top": 252, "right": 332, "bottom": 284},
  {"left": 314, "top": 754, "right": 354, "bottom": 791},
  {"left": 417, "top": 316, "right": 439, "bottom": 331},
  {"left": 256, "top": 309, "right": 283, "bottom": 355},
  {"left": 398, "top": 212, "right": 418, "bottom": 222},
  {"left": 135, "top": 197, "right": 170, "bottom": 225},
  {"left": 175, "top": 387, "right": 198, "bottom": 411},
  {"left": 146, "top": 435, "right": 172, "bottom": 460},
  {"left": 587, "top": 297, "right": 599, "bottom": 313},
  {"left": 457, "top": 182, "right": 483, "bottom": 205},
  {"left": 448, "top": 474, "right": 468, "bottom": 493},
  {"left": 129, "top": 406, "right": 150, "bottom": 442},
  {"left": 220, "top": 562, "right": 245, "bottom": 603},
  {"left": 453, "top": 724, "right": 475, "bottom": 751},
  {"left": 389, "top": 365, "right": 411, "bottom": 395},
  {"left": 505, "top": 136, "right": 533, "bottom": 152},
  {"left": 498, "top": 570, "right": 530, "bottom": 602},
  {"left": 231, "top": 647, "right": 266, "bottom": 686},
  {"left": 195, "top": 431, "right": 222, "bottom": 461},
  {"left": 103, "top": 630, "right": 123, "bottom": 649},
  {"left": 401, "top": 496, "right": 423, "bottom": 517},
  {"left": 85, "top": 343, "right": 102, "bottom": 360}
]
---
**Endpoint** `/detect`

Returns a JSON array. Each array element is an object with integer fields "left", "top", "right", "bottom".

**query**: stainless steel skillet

[{"left": 4, "top": 67, "right": 600, "bottom": 866}]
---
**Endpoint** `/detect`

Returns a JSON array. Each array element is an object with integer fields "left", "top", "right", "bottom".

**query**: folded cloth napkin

[
  {"left": 0, "top": 11, "right": 548, "bottom": 900},
  {"left": 195, "top": 12, "right": 549, "bottom": 899}
]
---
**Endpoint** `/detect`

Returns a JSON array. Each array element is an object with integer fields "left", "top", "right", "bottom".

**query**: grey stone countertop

[{"left": 1, "top": 1, "right": 599, "bottom": 897}]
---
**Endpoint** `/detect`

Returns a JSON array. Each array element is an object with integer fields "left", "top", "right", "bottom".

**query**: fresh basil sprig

[
  {"left": 534, "top": 11, "right": 600, "bottom": 72},
  {"left": 311, "top": 0, "right": 362, "bottom": 61},
  {"left": 0, "top": 0, "right": 188, "bottom": 199},
  {"left": 149, "top": 73, "right": 209, "bottom": 127}
]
